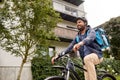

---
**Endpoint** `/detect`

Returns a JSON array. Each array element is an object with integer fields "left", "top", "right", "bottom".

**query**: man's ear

[{"left": 84, "top": 22, "right": 87, "bottom": 26}]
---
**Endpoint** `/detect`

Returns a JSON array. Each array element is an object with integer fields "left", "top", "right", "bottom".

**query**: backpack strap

[
  {"left": 86, "top": 28, "right": 103, "bottom": 46},
  {"left": 75, "top": 35, "right": 80, "bottom": 43},
  {"left": 75, "top": 29, "right": 89, "bottom": 43}
]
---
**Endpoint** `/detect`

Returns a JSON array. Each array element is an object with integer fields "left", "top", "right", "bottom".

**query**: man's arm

[
  {"left": 82, "top": 29, "right": 96, "bottom": 45},
  {"left": 51, "top": 38, "right": 77, "bottom": 64},
  {"left": 72, "top": 29, "right": 96, "bottom": 52}
]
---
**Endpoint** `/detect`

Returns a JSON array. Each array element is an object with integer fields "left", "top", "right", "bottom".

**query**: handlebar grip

[
  {"left": 54, "top": 50, "right": 74, "bottom": 62},
  {"left": 54, "top": 54, "right": 63, "bottom": 62}
]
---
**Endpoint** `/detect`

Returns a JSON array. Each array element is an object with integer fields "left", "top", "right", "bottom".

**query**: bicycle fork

[
  {"left": 66, "top": 69, "right": 70, "bottom": 80},
  {"left": 61, "top": 67, "right": 70, "bottom": 80},
  {"left": 65, "top": 59, "right": 74, "bottom": 80}
]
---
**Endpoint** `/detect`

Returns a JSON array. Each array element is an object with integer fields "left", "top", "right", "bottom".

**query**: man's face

[{"left": 76, "top": 19, "right": 86, "bottom": 31}]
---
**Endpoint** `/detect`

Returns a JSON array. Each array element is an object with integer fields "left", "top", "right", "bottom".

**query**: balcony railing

[{"left": 54, "top": 27, "right": 78, "bottom": 41}]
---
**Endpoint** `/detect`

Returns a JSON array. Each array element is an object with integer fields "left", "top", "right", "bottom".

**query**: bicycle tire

[
  {"left": 44, "top": 76, "right": 65, "bottom": 80},
  {"left": 101, "top": 73, "right": 116, "bottom": 80}
]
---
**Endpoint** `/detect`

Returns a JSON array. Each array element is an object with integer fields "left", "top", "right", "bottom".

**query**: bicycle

[{"left": 44, "top": 51, "right": 116, "bottom": 80}]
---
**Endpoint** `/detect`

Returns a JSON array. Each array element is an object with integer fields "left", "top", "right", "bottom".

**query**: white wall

[
  {"left": 50, "top": 41, "right": 69, "bottom": 54},
  {"left": 0, "top": 48, "right": 31, "bottom": 66},
  {"left": 0, "top": 48, "right": 32, "bottom": 80}
]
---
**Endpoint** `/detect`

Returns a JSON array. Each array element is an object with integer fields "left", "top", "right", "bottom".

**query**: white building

[
  {"left": 51, "top": 0, "right": 85, "bottom": 56},
  {"left": 0, "top": 0, "right": 86, "bottom": 80}
]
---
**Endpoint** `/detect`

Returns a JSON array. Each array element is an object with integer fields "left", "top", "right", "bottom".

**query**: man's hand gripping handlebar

[{"left": 51, "top": 51, "right": 65, "bottom": 64}]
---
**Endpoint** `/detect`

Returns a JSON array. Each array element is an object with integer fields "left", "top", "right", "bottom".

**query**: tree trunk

[{"left": 17, "top": 58, "right": 26, "bottom": 80}]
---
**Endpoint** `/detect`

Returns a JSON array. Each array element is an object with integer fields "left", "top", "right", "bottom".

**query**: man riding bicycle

[{"left": 52, "top": 17, "right": 103, "bottom": 80}]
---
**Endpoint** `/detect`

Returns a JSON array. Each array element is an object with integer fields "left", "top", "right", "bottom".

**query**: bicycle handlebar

[{"left": 54, "top": 50, "right": 74, "bottom": 62}]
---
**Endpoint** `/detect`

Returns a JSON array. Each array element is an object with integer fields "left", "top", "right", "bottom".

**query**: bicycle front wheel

[
  {"left": 44, "top": 76, "right": 65, "bottom": 80},
  {"left": 101, "top": 74, "right": 116, "bottom": 80}
]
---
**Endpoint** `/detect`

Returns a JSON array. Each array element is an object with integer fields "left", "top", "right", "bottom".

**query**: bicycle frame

[{"left": 53, "top": 55, "right": 86, "bottom": 80}]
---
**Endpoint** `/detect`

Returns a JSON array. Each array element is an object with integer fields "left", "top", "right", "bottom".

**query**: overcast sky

[{"left": 84, "top": 0, "right": 120, "bottom": 27}]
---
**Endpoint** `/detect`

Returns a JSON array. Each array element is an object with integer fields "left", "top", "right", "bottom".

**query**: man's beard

[{"left": 77, "top": 26, "right": 85, "bottom": 32}]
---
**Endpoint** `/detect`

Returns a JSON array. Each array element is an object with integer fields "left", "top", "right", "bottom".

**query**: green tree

[
  {"left": 0, "top": 0, "right": 60, "bottom": 80},
  {"left": 102, "top": 16, "right": 120, "bottom": 60}
]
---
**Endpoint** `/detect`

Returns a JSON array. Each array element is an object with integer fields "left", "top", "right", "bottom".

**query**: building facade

[
  {"left": 50, "top": 0, "right": 85, "bottom": 55},
  {"left": 0, "top": 0, "right": 86, "bottom": 80}
]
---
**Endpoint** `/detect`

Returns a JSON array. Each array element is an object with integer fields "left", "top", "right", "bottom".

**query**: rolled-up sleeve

[{"left": 82, "top": 29, "right": 96, "bottom": 45}]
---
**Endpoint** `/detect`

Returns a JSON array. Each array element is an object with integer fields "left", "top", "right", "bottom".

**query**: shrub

[
  {"left": 31, "top": 55, "right": 61, "bottom": 80},
  {"left": 98, "top": 58, "right": 120, "bottom": 75}
]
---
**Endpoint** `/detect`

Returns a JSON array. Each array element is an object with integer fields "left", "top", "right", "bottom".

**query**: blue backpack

[{"left": 76, "top": 27, "right": 110, "bottom": 51}]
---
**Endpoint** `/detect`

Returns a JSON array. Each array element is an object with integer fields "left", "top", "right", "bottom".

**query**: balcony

[
  {"left": 63, "top": 0, "right": 84, "bottom": 6},
  {"left": 53, "top": 1, "right": 85, "bottom": 23},
  {"left": 54, "top": 27, "right": 78, "bottom": 42},
  {"left": 60, "top": 13, "right": 77, "bottom": 23}
]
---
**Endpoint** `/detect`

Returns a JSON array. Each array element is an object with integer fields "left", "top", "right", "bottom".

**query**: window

[
  {"left": 65, "top": 6, "right": 77, "bottom": 16},
  {"left": 49, "top": 47, "right": 55, "bottom": 57}
]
